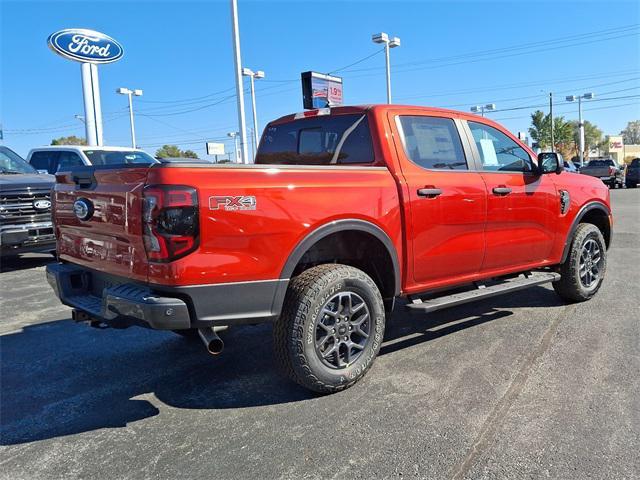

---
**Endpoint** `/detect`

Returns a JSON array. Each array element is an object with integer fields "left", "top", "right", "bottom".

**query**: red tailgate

[{"left": 54, "top": 167, "right": 151, "bottom": 282}]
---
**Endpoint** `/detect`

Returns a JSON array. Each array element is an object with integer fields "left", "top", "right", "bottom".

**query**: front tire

[
  {"left": 274, "top": 264, "right": 385, "bottom": 393},
  {"left": 553, "top": 223, "right": 607, "bottom": 302}
]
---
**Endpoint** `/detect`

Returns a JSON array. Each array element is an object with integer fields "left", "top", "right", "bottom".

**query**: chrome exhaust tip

[{"left": 198, "top": 328, "right": 224, "bottom": 355}]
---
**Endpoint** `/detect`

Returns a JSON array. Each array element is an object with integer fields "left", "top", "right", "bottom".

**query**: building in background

[{"left": 605, "top": 135, "right": 640, "bottom": 165}]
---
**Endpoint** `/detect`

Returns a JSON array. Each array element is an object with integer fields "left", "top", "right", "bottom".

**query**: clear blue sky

[{"left": 2, "top": 0, "right": 639, "bottom": 158}]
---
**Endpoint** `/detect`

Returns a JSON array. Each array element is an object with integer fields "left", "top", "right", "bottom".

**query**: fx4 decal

[{"left": 209, "top": 195, "right": 257, "bottom": 211}]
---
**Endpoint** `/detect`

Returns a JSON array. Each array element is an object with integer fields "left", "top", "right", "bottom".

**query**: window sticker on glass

[{"left": 479, "top": 138, "right": 499, "bottom": 166}]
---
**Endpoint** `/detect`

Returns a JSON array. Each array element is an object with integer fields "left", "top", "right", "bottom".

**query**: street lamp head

[
  {"left": 242, "top": 67, "right": 254, "bottom": 77},
  {"left": 470, "top": 106, "right": 481, "bottom": 113},
  {"left": 254, "top": 70, "right": 265, "bottom": 79},
  {"left": 389, "top": 37, "right": 401, "bottom": 48},
  {"left": 583, "top": 92, "right": 595, "bottom": 100},
  {"left": 372, "top": 32, "right": 389, "bottom": 44},
  {"left": 227, "top": 132, "right": 238, "bottom": 138},
  {"left": 566, "top": 95, "right": 577, "bottom": 102},
  {"left": 485, "top": 103, "right": 496, "bottom": 111},
  {"left": 117, "top": 87, "right": 132, "bottom": 95},
  {"left": 133, "top": 89, "right": 143, "bottom": 96}
]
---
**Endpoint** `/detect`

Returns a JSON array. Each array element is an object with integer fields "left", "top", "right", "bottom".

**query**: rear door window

[
  {"left": 396, "top": 116, "right": 467, "bottom": 170},
  {"left": 30, "top": 151, "right": 59, "bottom": 173},
  {"left": 256, "top": 114, "right": 374, "bottom": 165}
]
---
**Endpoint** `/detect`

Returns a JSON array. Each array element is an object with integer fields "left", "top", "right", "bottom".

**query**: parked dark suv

[
  {"left": 625, "top": 158, "right": 640, "bottom": 188},
  {"left": 0, "top": 146, "right": 56, "bottom": 257}
]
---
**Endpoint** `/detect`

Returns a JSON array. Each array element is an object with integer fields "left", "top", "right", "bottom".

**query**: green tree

[
  {"left": 155, "top": 145, "right": 199, "bottom": 159},
  {"left": 528, "top": 110, "right": 573, "bottom": 154},
  {"left": 620, "top": 120, "right": 640, "bottom": 144},
  {"left": 51, "top": 135, "right": 86, "bottom": 145}
]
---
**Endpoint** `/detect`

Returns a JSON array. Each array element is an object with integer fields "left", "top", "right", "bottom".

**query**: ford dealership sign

[{"left": 47, "top": 29, "right": 123, "bottom": 64}]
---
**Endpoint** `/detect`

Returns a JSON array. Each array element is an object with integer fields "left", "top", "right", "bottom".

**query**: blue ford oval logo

[
  {"left": 47, "top": 29, "right": 124, "bottom": 64},
  {"left": 73, "top": 198, "right": 94, "bottom": 221}
]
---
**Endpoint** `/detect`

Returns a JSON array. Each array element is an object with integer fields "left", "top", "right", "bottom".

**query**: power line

[
  {"left": 342, "top": 24, "right": 640, "bottom": 74},
  {"left": 328, "top": 47, "right": 385, "bottom": 74}
]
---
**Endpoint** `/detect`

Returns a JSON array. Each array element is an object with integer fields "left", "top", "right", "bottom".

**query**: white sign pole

[
  {"left": 230, "top": 0, "right": 249, "bottom": 164},
  {"left": 89, "top": 63, "right": 104, "bottom": 146},
  {"left": 81, "top": 63, "right": 98, "bottom": 146}
]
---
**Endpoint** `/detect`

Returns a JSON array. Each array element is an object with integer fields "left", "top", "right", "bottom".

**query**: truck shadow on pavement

[
  {"left": 0, "top": 254, "right": 55, "bottom": 273},
  {"left": 0, "top": 286, "right": 564, "bottom": 446}
]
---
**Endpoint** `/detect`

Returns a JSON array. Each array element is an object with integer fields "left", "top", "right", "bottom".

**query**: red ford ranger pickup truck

[{"left": 46, "top": 105, "right": 612, "bottom": 393}]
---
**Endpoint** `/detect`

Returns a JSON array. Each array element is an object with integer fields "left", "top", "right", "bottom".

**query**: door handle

[
  {"left": 492, "top": 186, "right": 512, "bottom": 196},
  {"left": 417, "top": 187, "right": 443, "bottom": 198}
]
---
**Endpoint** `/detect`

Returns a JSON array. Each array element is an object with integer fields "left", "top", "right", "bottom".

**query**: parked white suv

[{"left": 27, "top": 145, "right": 157, "bottom": 174}]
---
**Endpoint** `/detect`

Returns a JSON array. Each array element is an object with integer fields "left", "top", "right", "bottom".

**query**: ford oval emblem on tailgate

[{"left": 73, "top": 198, "right": 94, "bottom": 221}]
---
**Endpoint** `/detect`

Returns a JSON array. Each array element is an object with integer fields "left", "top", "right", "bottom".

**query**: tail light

[
  {"left": 142, "top": 185, "right": 199, "bottom": 262},
  {"left": 609, "top": 166, "right": 616, "bottom": 175}
]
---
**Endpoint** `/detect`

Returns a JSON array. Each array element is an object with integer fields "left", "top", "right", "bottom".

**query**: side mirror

[{"left": 538, "top": 152, "right": 563, "bottom": 175}]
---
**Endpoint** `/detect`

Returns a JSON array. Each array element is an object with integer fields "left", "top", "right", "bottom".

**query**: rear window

[
  {"left": 587, "top": 160, "right": 613, "bottom": 167},
  {"left": 256, "top": 114, "right": 374, "bottom": 165},
  {"left": 84, "top": 150, "right": 157, "bottom": 166}
]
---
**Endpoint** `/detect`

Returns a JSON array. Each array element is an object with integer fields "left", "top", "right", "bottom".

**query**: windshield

[
  {"left": 0, "top": 147, "right": 37, "bottom": 174},
  {"left": 83, "top": 150, "right": 158, "bottom": 166}
]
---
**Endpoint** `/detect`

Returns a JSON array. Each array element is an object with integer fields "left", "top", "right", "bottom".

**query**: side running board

[{"left": 406, "top": 272, "right": 560, "bottom": 313}]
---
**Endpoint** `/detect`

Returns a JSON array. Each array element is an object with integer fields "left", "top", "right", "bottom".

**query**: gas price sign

[{"left": 301, "top": 71, "right": 343, "bottom": 109}]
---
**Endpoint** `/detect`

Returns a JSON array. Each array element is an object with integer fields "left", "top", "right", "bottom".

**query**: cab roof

[{"left": 268, "top": 104, "right": 492, "bottom": 125}]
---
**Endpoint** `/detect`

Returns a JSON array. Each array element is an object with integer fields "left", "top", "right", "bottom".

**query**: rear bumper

[
  {"left": 45, "top": 263, "right": 288, "bottom": 330},
  {"left": 0, "top": 222, "right": 55, "bottom": 256}
]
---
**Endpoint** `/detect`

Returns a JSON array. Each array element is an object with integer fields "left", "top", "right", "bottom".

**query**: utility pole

[
  {"left": 242, "top": 68, "right": 265, "bottom": 161},
  {"left": 372, "top": 32, "right": 401, "bottom": 104},
  {"left": 117, "top": 87, "right": 143, "bottom": 148},
  {"left": 566, "top": 93, "right": 595, "bottom": 165},
  {"left": 227, "top": 132, "right": 240, "bottom": 163},
  {"left": 549, "top": 92, "right": 555, "bottom": 153},
  {"left": 230, "top": 0, "right": 249, "bottom": 164}
]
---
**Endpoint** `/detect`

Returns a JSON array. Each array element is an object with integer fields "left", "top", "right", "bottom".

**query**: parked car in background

[
  {"left": 579, "top": 158, "right": 623, "bottom": 188},
  {"left": 562, "top": 155, "right": 578, "bottom": 173},
  {"left": 27, "top": 145, "right": 157, "bottom": 174},
  {"left": 46, "top": 105, "right": 612, "bottom": 393},
  {"left": 0, "top": 146, "right": 56, "bottom": 258},
  {"left": 624, "top": 158, "right": 640, "bottom": 188}
]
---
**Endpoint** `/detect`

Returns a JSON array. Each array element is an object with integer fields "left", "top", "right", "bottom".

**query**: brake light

[
  {"left": 609, "top": 166, "right": 616, "bottom": 175},
  {"left": 142, "top": 185, "right": 199, "bottom": 262}
]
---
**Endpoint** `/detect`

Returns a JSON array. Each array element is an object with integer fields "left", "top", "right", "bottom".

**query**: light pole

[
  {"left": 372, "top": 32, "right": 400, "bottom": 104},
  {"left": 230, "top": 0, "right": 249, "bottom": 164},
  {"left": 470, "top": 104, "right": 496, "bottom": 117},
  {"left": 242, "top": 67, "right": 265, "bottom": 161},
  {"left": 117, "top": 87, "right": 143, "bottom": 148},
  {"left": 566, "top": 92, "right": 595, "bottom": 165},
  {"left": 227, "top": 132, "right": 240, "bottom": 163}
]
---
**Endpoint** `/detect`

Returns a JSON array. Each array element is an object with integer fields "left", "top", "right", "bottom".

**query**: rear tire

[
  {"left": 274, "top": 264, "right": 385, "bottom": 393},
  {"left": 553, "top": 223, "right": 607, "bottom": 302}
]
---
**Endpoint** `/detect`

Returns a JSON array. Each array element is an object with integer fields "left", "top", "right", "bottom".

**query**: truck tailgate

[{"left": 54, "top": 166, "right": 151, "bottom": 283}]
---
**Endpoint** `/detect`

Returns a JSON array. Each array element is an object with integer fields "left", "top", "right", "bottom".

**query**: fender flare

[
  {"left": 280, "top": 219, "right": 401, "bottom": 296},
  {"left": 560, "top": 201, "right": 611, "bottom": 263}
]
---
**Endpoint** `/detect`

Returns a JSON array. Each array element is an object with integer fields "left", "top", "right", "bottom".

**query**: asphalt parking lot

[{"left": 1, "top": 188, "right": 638, "bottom": 480}]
